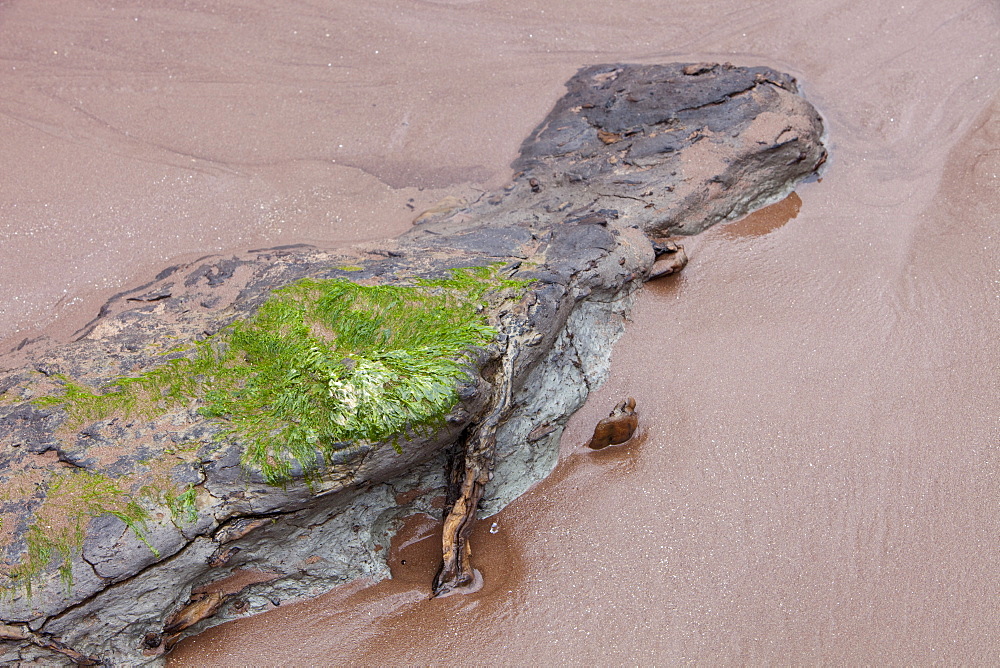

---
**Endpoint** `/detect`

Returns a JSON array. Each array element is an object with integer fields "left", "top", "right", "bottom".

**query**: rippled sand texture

[{"left": 2, "top": 0, "right": 997, "bottom": 664}]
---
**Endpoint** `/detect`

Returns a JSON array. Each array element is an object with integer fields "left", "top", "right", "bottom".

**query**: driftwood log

[{"left": 0, "top": 63, "right": 826, "bottom": 665}]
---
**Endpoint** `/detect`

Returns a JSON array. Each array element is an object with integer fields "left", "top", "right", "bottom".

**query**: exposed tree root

[{"left": 433, "top": 319, "right": 523, "bottom": 597}]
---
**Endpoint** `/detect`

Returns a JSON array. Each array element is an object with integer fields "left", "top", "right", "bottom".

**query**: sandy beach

[{"left": 2, "top": 0, "right": 997, "bottom": 664}]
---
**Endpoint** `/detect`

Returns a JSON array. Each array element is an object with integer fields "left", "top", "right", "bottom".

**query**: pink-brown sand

[{"left": 2, "top": 0, "right": 997, "bottom": 664}]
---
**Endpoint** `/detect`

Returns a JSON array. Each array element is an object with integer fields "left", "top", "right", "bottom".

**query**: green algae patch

[
  {"left": 35, "top": 266, "right": 526, "bottom": 484},
  {"left": 165, "top": 484, "right": 198, "bottom": 525},
  {"left": 1, "top": 471, "right": 200, "bottom": 599},
  {"left": 13, "top": 265, "right": 527, "bottom": 597},
  {"left": 7, "top": 470, "right": 153, "bottom": 597},
  {"left": 203, "top": 271, "right": 499, "bottom": 483}
]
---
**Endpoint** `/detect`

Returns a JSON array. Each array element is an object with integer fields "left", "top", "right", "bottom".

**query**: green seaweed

[
  {"left": 34, "top": 265, "right": 530, "bottom": 484},
  {"left": 8, "top": 264, "right": 529, "bottom": 598},
  {"left": 8, "top": 471, "right": 154, "bottom": 596},
  {"left": 2, "top": 471, "right": 204, "bottom": 599},
  {"left": 165, "top": 484, "right": 199, "bottom": 525}
]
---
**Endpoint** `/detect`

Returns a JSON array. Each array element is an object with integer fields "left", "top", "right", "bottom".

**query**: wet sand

[{"left": 2, "top": 0, "right": 998, "bottom": 664}]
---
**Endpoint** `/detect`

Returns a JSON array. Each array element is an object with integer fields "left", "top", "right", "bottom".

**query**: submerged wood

[{"left": 0, "top": 63, "right": 826, "bottom": 665}]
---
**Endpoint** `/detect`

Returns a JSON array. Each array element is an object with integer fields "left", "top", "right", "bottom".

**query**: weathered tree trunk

[{"left": 0, "top": 62, "right": 826, "bottom": 666}]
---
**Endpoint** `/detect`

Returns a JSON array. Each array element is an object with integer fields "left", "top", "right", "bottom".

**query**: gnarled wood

[{"left": 434, "top": 317, "right": 524, "bottom": 596}]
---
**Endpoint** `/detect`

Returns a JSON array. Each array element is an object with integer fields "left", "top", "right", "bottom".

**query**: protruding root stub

[
  {"left": 433, "top": 322, "right": 521, "bottom": 598},
  {"left": 432, "top": 448, "right": 491, "bottom": 596},
  {"left": 144, "top": 591, "right": 232, "bottom": 654},
  {"left": 586, "top": 397, "right": 639, "bottom": 449},
  {"left": 648, "top": 240, "right": 688, "bottom": 279}
]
